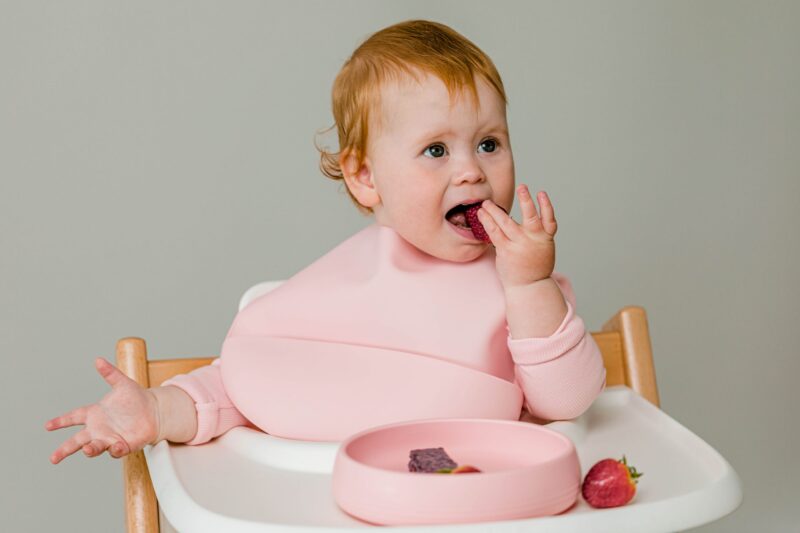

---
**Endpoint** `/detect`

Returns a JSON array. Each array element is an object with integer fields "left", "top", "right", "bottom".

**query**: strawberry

[
  {"left": 465, "top": 205, "right": 491, "bottom": 242},
  {"left": 434, "top": 465, "right": 482, "bottom": 474},
  {"left": 581, "top": 455, "right": 643, "bottom": 508},
  {"left": 452, "top": 465, "right": 482, "bottom": 474},
  {"left": 465, "top": 204, "right": 508, "bottom": 243}
]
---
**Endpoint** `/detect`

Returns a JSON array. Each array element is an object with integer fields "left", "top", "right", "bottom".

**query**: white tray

[{"left": 145, "top": 386, "right": 742, "bottom": 532}]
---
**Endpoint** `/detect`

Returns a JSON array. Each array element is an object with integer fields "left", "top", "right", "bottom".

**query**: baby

[{"left": 46, "top": 20, "right": 606, "bottom": 462}]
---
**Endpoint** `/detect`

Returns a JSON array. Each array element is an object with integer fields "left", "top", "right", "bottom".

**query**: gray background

[{"left": 4, "top": 0, "right": 798, "bottom": 531}]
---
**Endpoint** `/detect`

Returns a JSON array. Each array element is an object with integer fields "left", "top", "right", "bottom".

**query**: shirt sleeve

[
  {"left": 507, "top": 272, "right": 607, "bottom": 421},
  {"left": 160, "top": 358, "right": 253, "bottom": 445}
]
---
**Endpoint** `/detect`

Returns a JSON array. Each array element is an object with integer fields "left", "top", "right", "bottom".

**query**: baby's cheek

[
  {"left": 501, "top": 188, "right": 515, "bottom": 214},
  {"left": 402, "top": 201, "right": 433, "bottom": 223},
  {"left": 498, "top": 161, "right": 516, "bottom": 206}
]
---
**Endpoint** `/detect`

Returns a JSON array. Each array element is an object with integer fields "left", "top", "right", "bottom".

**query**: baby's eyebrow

[
  {"left": 484, "top": 126, "right": 509, "bottom": 138},
  {"left": 415, "top": 125, "right": 508, "bottom": 144},
  {"left": 416, "top": 128, "right": 456, "bottom": 143}
]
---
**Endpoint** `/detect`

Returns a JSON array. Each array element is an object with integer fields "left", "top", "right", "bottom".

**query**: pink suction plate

[{"left": 332, "top": 418, "right": 581, "bottom": 526}]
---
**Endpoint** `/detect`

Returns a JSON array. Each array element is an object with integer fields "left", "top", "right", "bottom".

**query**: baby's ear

[{"left": 341, "top": 149, "right": 381, "bottom": 209}]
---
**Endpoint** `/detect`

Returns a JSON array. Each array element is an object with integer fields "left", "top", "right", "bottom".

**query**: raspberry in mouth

[
  {"left": 464, "top": 204, "right": 490, "bottom": 242},
  {"left": 445, "top": 202, "right": 506, "bottom": 243}
]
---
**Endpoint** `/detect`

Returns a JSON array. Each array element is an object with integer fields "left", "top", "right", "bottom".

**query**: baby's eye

[
  {"left": 423, "top": 144, "right": 447, "bottom": 158},
  {"left": 478, "top": 138, "right": 498, "bottom": 153}
]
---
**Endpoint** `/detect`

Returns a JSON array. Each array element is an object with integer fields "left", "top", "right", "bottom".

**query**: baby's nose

[{"left": 452, "top": 156, "right": 486, "bottom": 183}]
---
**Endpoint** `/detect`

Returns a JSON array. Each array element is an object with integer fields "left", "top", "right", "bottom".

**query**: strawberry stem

[{"left": 620, "top": 455, "right": 644, "bottom": 483}]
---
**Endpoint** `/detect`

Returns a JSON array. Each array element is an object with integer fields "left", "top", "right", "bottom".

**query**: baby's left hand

[{"left": 478, "top": 185, "right": 557, "bottom": 290}]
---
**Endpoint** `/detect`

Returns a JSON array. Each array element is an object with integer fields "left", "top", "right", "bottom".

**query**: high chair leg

[{"left": 117, "top": 337, "right": 160, "bottom": 533}]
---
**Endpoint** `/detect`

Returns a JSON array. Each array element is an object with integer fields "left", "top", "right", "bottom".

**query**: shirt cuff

[{"left": 161, "top": 373, "right": 220, "bottom": 446}]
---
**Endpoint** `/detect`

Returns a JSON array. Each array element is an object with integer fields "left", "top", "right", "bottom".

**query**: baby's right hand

[{"left": 45, "top": 357, "right": 160, "bottom": 464}]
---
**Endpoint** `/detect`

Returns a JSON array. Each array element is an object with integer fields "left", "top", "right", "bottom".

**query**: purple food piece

[{"left": 408, "top": 447, "right": 458, "bottom": 473}]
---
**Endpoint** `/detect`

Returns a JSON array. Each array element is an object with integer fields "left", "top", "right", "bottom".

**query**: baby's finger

[
  {"left": 480, "top": 201, "right": 520, "bottom": 243},
  {"left": 477, "top": 207, "right": 509, "bottom": 247},
  {"left": 518, "top": 185, "right": 539, "bottom": 223},
  {"left": 82, "top": 438, "right": 112, "bottom": 458},
  {"left": 50, "top": 429, "right": 92, "bottom": 464},
  {"left": 108, "top": 440, "right": 130, "bottom": 459},
  {"left": 95, "top": 356, "right": 130, "bottom": 389},
  {"left": 537, "top": 191, "right": 557, "bottom": 236},
  {"left": 45, "top": 405, "right": 88, "bottom": 431}
]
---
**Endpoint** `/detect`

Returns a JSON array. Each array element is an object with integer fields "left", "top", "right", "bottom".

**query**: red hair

[{"left": 315, "top": 19, "right": 508, "bottom": 215}]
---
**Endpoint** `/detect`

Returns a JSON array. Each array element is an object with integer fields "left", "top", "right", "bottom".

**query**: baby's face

[{"left": 363, "top": 70, "right": 515, "bottom": 263}]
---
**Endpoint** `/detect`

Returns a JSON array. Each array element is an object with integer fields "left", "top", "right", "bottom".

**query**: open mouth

[{"left": 445, "top": 202, "right": 482, "bottom": 229}]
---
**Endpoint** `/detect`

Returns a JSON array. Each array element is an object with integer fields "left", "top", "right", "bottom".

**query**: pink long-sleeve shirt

[{"left": 163, "top": 224, "right": 606, "bottom": 445}]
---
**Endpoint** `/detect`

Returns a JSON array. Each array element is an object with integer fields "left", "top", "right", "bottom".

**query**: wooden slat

[
  {"left": 602, "top": 306, "right": 660, "bottom": 407},
  {"left": 148, "top": 357, "right": 217, "bottom": 388},
  {"left": 591, "top": 331, "right": 626, "bottom": 388}
]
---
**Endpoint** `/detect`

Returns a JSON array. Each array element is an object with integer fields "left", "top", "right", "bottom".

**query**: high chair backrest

[{"left": 115, "top": 281, "right": 659, "bottom": 533}]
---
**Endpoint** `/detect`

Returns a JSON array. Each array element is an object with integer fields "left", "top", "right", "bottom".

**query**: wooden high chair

[{"left": 116, "top": 304, "right": 659, "bottom": 533}]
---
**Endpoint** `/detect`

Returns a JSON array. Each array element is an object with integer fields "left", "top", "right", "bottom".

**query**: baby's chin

[
  {"left": 379, "top": 220, "right": 490, "bottom": 263},
  {"left": 425, "top": 239, "right": 492, "bottom": 264}
]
